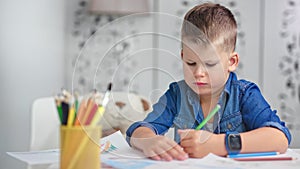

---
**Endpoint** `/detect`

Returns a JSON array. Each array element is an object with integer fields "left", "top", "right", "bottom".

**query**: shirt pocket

[{"left": 220, "top": 111, "right": 244, "bottom": 133}]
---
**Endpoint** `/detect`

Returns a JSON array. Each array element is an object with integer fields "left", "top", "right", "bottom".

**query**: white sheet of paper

[
  {"left": 101, "top": 153, "right": 239, "bottom": 169},
  {"left": 6, "top": 149, "right": 59, "bottom": 165},
  {"left": 101, "top": 130, "right": 129, "bottom": 150},
  {"left": 100, "top": 130, "right": 146, "bottom": 158}
]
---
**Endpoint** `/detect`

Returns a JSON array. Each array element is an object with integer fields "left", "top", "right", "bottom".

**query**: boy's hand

[
  {"left": 131, "top": 134, "right": 188, "bottom": 161},
  {"left": 178, "top": 129, "right": 215, "bottom": 158}
]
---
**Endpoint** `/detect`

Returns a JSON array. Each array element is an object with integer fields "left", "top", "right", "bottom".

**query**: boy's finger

[
  {"left": 180, "top": 138, "right": 194, "bottom": 148},
  {"left": 182, "top": 147, "right": 192, "bottom": 154},
  {"left": 163, "top": 139, "right": 188, "bottom": 160},
  {"left": 145, "top": 150, "right": 161, "bottom": 160},
  {"left": 178, "top": 129, "right": 193, "bottom": 134},
  {"left": 168, "top": 147, "right": 188, "bottom": 160},
  {"left": 150, "top": 155, "right": 161, "bottom": 161},
  {"left": 159, "top": 152, "right": 173, "bottom": 161},
  {"left": 178, "top": 129, "right": 194, "bottom": 140}
]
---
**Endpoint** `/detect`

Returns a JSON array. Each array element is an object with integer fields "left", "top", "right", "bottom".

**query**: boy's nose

[{"left": 194, "top": 65, "right": 206, "bottom": 77}]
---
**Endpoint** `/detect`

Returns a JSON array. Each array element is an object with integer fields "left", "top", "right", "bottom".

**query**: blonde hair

[{"left": 181, "top": 3, "right": 237, "bottom": 53}]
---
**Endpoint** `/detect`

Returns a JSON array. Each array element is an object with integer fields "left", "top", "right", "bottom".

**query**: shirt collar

[{"left": 224, "top": 72, "right": 236, "bottom": 96}]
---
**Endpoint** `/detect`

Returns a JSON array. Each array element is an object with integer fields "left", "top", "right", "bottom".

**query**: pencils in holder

[
  {"left": 66, "top": 83, "right": 112, "bottom": 169},
  {"left": 67, "top": 105, "right": 75, "bottom": 127},
  {"left": 54, "top": 83, "right": 112, "bottom": 127},
  {"left": 55, "top": 97, "right": 63, "bottom": 124},
  {"left": 91, "top": 83, "right": 112, "bottom": 126}
]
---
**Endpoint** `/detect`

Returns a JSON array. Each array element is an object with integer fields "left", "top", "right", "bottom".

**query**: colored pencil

[
  {"left": 233, "top": 156, "right": 295, "bottom": 161},
  {"left": 227, "top": 151, "right": 279, "bottom": 158},
  {"left": 195, "top": 104, "right": 221, "bottom": 130}
]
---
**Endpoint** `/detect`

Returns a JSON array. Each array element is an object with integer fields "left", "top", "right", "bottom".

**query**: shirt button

[{"left": 227, "top": 123, "right": 232, "bottom": 129}]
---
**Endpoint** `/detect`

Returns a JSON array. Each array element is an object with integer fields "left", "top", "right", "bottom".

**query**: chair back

[{"left": 29, "top": 97, "right": 60, "bottom": 151}]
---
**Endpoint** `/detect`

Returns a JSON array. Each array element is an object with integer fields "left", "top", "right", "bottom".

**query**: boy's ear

[{"left": 228, "top": 52, "right": 239, "bottom": 72}]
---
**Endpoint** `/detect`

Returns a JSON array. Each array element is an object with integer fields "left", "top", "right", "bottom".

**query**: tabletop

[{"left": 27, "top": 149, "right": 300, "bottom": 169}]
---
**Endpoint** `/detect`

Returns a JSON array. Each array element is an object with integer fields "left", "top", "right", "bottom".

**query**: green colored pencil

[{"left": 195, "top": 104, "right": 221, "bottom": 130}]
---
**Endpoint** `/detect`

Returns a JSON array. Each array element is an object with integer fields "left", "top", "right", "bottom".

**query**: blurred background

[{"left": 1, "top": 0, "right": 299, "bottom": 168}]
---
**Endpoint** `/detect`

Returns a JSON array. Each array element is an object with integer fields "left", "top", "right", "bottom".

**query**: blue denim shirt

[{"left": 126, "top": 72, "right": 291, "bottom": 145}]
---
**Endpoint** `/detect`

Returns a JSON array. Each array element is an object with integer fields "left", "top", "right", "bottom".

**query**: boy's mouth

[{"left": 194, "top": 82, "right": 207, "bottom": 86}]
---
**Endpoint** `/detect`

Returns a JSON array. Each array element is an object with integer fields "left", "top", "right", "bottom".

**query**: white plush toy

[{"left": 98, "top": 92, "right": 152, "bottom": 136}]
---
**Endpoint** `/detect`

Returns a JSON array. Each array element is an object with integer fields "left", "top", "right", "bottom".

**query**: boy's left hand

[{"left": 178, "top": 129, "right": 216, "bottom": 158}]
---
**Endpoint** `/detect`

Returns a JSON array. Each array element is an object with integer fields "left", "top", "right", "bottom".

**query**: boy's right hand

[{"left": 130, "top": 127, "right": 188, "bottom": 161}]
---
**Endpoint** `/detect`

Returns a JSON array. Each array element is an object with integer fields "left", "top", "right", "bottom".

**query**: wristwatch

[{"left": 225, "top": 132, "right": 242, "bottom": 155}]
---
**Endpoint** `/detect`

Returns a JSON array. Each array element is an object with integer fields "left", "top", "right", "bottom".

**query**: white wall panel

[
  {"left": 65, "top": 0, "right": 154, "bottom": 99},
  {"left": 263, "top": 0, "right": 300, "bottom": 148},
  {"left": 0, "top": 0, "right": 65, "bottom": 168}
]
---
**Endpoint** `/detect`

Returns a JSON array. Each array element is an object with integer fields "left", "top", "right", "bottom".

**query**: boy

[{"left": 126, "top": 2, "right": 291, "bottom": 161}]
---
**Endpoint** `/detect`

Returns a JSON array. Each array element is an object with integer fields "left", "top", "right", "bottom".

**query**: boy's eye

[
  {"left": 186, "top": 62, "right": 196, "bottom": 66},
  {"left": 205, "top": 63, "right": 217, "bottom": 67}
]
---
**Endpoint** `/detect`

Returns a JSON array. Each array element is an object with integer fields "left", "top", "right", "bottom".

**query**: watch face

[{"left": 229, "top": 134, "right": 241, "bottom": 151}]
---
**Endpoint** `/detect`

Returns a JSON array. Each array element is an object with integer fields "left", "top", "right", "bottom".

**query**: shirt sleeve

[
  {"left": 125, "top": 82, "right": 179, "bottom": 146},
  {"left": 126, "top": 121, "right": 158, "bottom": 146},
  {"left": 241, "top": 83, "right": 292, "bottom": 144}
]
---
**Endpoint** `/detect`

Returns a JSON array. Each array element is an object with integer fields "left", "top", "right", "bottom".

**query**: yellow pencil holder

[{"left": 60, "top": 125, "right": 101, "bottom": 169}]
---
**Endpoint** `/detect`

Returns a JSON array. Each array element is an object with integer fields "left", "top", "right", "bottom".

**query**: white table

[{"left": 25, "top": 149, "right": 300, "bottom": 169}]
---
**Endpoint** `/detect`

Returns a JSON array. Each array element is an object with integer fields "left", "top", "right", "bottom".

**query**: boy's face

[{"left": 182, "top": 43, "right": 236, "bottom": 98}]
